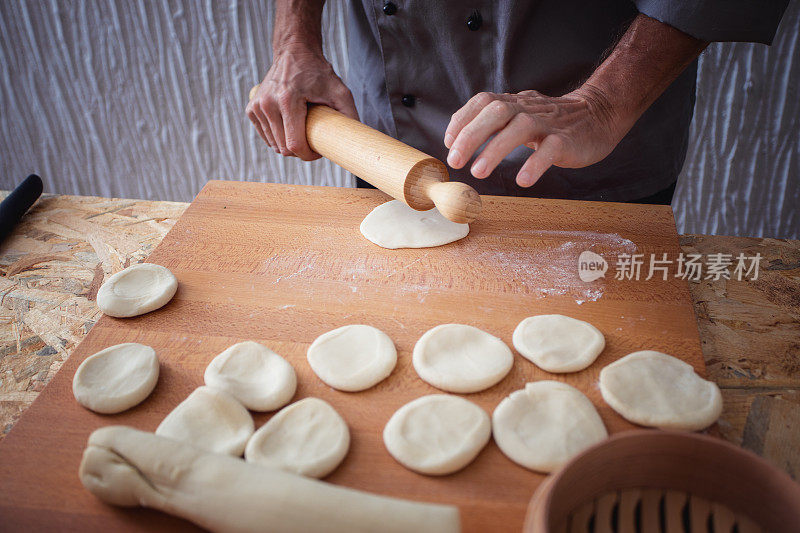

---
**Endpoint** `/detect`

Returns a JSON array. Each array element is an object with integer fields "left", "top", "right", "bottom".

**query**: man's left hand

[
  {"left": 444, "top": 89, "right": 627, "bottom": 187},
  {"left": 444, "top": 15, "right": 708, "bottom": 189}
]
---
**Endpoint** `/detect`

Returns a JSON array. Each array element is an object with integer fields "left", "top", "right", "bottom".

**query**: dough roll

[{"left": 79, "top": 426, "right": 460, "bottom": 533}]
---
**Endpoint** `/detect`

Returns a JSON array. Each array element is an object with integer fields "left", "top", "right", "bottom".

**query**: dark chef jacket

[{"left": 344, "top": 1, "right": 788, "bottom": 201}]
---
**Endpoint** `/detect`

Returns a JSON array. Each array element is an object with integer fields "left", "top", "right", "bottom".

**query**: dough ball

[
  {"left": 492, "top": 381, "right": 607, "bottom": 473},
  {"left": 307, "top": 325, "right": 397, "bottom": 392},
  {"left": 156, "top": 386, "right": 254, "bottom": 456},
  {"left": 204, "top": 341, "right": 296, "bottom": 411},
  {"left": 512, "top": 314, "right": 605, "bottom": 373},
  {"left": 599, "top": 350, "right": 723, "bottom": 431},
  {"left": 383, "top": 395, "right": 490, "bottom": 475},
  {"left": 97, "top": 263, "right": 178, "bottom": 318},
  {"left": 245, "top": 397, "right": 350, "bottom": 478},
  {"left": 413, "top": 324, "right": 513, "bottom": 393},
  {"left": 72, "top": 343, "right": 159, "bottom": 414},
  {"left": 360, "top": 200, "right": 469, "bottom": 249}
]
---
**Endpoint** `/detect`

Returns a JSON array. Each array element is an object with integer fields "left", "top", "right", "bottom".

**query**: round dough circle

[
  {"left": 413, "top": 324, "right": 513, "bottom": 393},
  {"left": 599, "top": 350, "right": 723, "bottom": 431},
  {"left": 204, "top": 341, "right": 296, "bottom": 411},
  {"left": 512, "top": 314, "right": 605, "bottom": 373},
  {"left": 383, "top": 394, "right": 490, "bottom": 475},
  {"left": 156, "top": 386, "right": 254, "bottom": 456},
  {"left": 492, "top": 381, "right": 607, "bottom": 473},
  {"left": 72, "top": 343, "right": 159, "bottom": 414},
  {"left": 97, "top": 263, "right": 178, "bottom": 317},
  {"left": 360, "top": 200, "right": 469, "bottom": 249},
  {"left": 307, "top": 325, "right": 397, "bottom": 391},
  {"left": 245, "top": 397, "right": 350, "bottom": 478}
]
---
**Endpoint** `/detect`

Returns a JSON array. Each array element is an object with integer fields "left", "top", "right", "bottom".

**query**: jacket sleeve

[{"left": 634, "top": 0, "right": 790, "bottom": 44}]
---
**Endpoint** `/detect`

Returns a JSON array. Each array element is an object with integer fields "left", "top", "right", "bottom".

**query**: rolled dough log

[
  {"left": 492, "top": 381, "right": 607, "bottom": 473},
  {"left": 245, "top": 397, "right": 349, "bottom": 478},
  {"left": 383, "top": 395, "right": 490, "bottom": 475},
  {"left": 156, "top": 386, "right": 254, "bottom": 456},
  {"left": 97, "top": 263, "right": 178, "bottom": 317},
  {"left": 413, "top": 324, "right": 513, "bottom": 393},
  {"left": 307, "top": 325, "right": 396, "bottom": 391},
  {"left": 79, "top": 426, "right": 461, "bottom": 533},
  {"left": 204, "top": 341, "right": 296, "bottom": 411},
  {"left": 360, "top": 200, "right": 469, "bottom": 249},
  {"left": 512, "top": 314, "right": 605, "bottom": 373},
  {"left": 599, "top": 350, "right": 723, "bottom": 431},
  {"left": 72, "top": 343, "right": 159, "bottom": 414}
]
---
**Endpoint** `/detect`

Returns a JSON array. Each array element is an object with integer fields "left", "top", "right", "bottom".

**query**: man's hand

[
  {"left": 445, "top": 14, "right": 707, "bottom": 187},
  {"left": 444, "top": 89, "right": 624, "bottom": 187},
  {"left": 247, "top": 47, "right": 357, "bottom": 160},
  {"left": 246, "top": 0, "right": 357, "bottom": 161}
]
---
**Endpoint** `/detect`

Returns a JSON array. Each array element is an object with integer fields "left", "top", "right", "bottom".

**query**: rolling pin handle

[{"left": 425, "top": 181, "right": 482, "bottom": 225}]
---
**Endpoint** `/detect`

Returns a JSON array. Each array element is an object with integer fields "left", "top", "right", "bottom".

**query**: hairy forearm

[
  {"left": 273, "top": 0, "right": 326, "bottom": 55},
  {"left": 578, "top": 14, "right": 708, "bottom": 134}
]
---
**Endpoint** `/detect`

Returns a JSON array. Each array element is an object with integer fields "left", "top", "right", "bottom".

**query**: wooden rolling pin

[{"left": 249, "top": 86, "right": 481, "bottom": 223}]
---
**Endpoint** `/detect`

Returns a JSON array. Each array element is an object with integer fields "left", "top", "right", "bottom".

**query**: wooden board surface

[{"left": 0, "top": 181, "right": 708, "bottom": 532}]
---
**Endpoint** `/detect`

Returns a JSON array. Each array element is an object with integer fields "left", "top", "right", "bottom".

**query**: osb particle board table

[{"left": 0, "top": 182, "right": 798, "bottom": 529}]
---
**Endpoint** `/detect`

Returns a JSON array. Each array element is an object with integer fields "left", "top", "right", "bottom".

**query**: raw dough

[
  {"left": 79, "top": 426, "right": 461, "bottom": 533},
  {"left": 383, "top": 394, "right": 490, "bottom": 475},
  {"left": 156, "top": 386, "right": 254, "bottom": 456},
  {"left": 492, "top": 381, "right": 607, "bottom": 473},
  {"left": 413, "top": 324, "right": 513, "bottom": 393},
  {"left": 72, "top": 343, "right": 159, "bottom": 414},
  {"left": 245, "top": 397, "right": 349, "bottom": 478},
  {"left": 599, "top": 350, "right": 723, "bottom": 431},
  {"left": 97, "top": 263, "right": 178, "bottom": 317},
  {"left": 360, "top": 200, "right": 469, "bottom": 249},
  {"left": 512, "top": 314, "right": 605, "bottom": 373},
  {"left": 204, "top": 341, "right": 296, "bottom": 411},
  {"left": 307, "top": 325, "right": 396, "bottom": 392}
]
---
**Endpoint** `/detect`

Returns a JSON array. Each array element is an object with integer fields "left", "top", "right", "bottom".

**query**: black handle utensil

[{"left": 0, "top": 174, "right": 44, "bottom": 243}]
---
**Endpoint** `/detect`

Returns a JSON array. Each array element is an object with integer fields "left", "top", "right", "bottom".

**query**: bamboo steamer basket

[{"left": 525, "top": 430, "right": 800, "bottom": 533}]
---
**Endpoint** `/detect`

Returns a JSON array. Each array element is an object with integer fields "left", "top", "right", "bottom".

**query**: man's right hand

[{"left": 246, "top": 45, "right": 357, "bottom": 161}]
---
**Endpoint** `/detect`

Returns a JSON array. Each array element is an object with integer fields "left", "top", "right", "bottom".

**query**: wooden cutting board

[{"left": 0, "top": 181, "right": 706, "bottom": 532}]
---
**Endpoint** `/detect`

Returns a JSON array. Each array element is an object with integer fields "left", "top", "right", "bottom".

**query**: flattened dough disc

[
  {"left": 383, "top": 394, "right": 490, "bottom": 475},
  {"left": 492, "top": 381, "right": 607, "bottom": 473},
  {"left": 204, "top": 341, "right": 296, "bottom": 411},
  {"left": 360, "top": 200, "right": 469, "bottom": 249},
  {"left": 307, "top": 325, "right": 396, "bottom": 391},
  {"left": 72, "top": 343, "right": 159, "bottom": 414},
  {"left": 599, "top": 350, "right": 723, "bottom": 431},
  {"left": 512, "top": 314, "right": 605, "bottom": 373},
  {"left": 413, "top": 324, "right": 513, "bottom": 393},
  {"left": 245, "top": 397, "right": 350, "bottom": 478},
  {"left": 156, "top": 386, "right": 254, "bottom": 456},
  {"left": 97, "top": 263, "right": 177, "bottom": 317}
]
